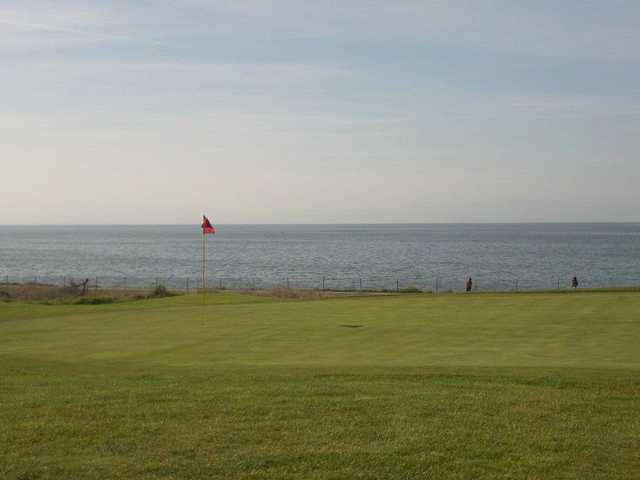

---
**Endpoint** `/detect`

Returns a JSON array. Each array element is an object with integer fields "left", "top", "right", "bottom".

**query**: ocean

[{"left": 1, "top": 224, "right": 639, "bottom": 292}]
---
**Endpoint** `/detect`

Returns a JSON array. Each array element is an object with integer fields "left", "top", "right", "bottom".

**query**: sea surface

[{"left": 1, "top": 224, "right": 640, "bottom": 292}]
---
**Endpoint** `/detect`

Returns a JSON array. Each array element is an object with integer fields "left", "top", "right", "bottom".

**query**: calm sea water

[{"left": 1, "top": 224, "right": 639, "bottom": 292}]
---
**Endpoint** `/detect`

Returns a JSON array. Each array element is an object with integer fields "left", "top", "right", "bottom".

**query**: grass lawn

[{"left": 1, "top": 291, "right": 640, "bottom": 479}]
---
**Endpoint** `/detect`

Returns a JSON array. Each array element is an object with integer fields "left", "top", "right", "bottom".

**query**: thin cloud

[{"left": 0, "top": 3, "right": 171, "bottom": 51}]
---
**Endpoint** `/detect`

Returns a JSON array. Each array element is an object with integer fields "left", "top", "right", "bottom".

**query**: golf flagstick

[
  {"left": 201, "top": 215, "right": 216, "bottom": 312},
  {"left": 202, "top": 224, "right": 206, "bottom": 310},
  {"left": 203, "top": 222, "right": 206, "bottom": 285}
]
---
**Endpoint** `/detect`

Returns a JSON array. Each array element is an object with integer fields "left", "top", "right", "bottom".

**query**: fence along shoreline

[{"left": 1, "top": 273, "right": 637, "bottom": 294}]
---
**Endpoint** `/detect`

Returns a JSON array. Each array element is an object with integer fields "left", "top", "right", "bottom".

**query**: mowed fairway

[{"left": 1, "top": 292, "right": 640, "bottom": 479}]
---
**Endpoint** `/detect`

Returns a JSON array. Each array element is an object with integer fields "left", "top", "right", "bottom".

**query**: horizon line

[{"left": 1, "top": 221, "right": 640, "bottom": 227}]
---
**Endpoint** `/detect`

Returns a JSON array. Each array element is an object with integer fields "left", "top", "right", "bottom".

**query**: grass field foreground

[{"left": 1, "top": 291, "right": 640, "bottom": 479}]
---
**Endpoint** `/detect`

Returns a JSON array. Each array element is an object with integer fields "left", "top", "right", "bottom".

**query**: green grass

[{"left": 1, "top": 292, "right": 640, "bottom": 479}]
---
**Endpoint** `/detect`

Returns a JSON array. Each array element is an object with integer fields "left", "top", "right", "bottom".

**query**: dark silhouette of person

[
  {"left": 466, "top": 277, "right": 473, "bottom": 292},
  {"left": 571, "top": 276, "right": 579, "bottom": 289}
]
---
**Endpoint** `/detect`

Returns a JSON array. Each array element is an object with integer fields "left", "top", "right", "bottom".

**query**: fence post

[
  {"left": 359, "top": 278, "right": 362, "bottom": 290},
  {"left": 557, "top": 279, "right": 560, "bottom": 290},
  {"left": 396, "top": 279, "right": 399, "bottom": 292},
  {"left": 322, "top": 277, "right": 325, "bottom": 290}
]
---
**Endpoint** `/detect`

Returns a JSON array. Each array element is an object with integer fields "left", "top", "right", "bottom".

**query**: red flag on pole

[{"left": 202, "top": 215, "right": 216, "bottom": 235}]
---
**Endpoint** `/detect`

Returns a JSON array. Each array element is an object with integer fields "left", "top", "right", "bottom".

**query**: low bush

[
  {"left": 75, "top": 297, "right": 117, "bottom": 305},
  {"left": 148, "top": 285, "right": 177, "bottom": 298}
]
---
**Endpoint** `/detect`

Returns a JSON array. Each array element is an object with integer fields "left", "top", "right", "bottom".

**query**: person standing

[
  {"left": 571, "top": 276, "right": 579, "bottom": 289},
  {"left": 466, "top": 277, "right": 473, "bottom": 292}
]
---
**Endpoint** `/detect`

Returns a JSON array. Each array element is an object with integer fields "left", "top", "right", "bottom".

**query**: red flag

[{"left": 201, "top": 215, "right": 216, "bottom": 235}]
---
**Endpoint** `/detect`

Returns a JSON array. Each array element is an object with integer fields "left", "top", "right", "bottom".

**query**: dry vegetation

[
  {"left": 0, "top": 283, "right": 165, "bottom": 304},
  {"left": 0, "top": 283, "right": 376, "bottom": 304},
  {"left": 241, "top": 287, "right": 355, "bottom": 299}
]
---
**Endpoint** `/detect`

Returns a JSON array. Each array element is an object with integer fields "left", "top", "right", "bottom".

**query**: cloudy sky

[{"left": 2, "top": 1, "right": 639, "bottom": 224}]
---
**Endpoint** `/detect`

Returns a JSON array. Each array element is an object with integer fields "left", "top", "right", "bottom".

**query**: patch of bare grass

[
  {"left": 0, "top": 283, "right": 80, "bottom": 302},
  {"left": 0, "top": 283, "right": 180, "bottom": 304},
  {"left": 236, "top": 288, "right": 384, "bottom": 300}
]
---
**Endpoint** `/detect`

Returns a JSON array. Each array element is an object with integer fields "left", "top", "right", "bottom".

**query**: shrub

[
  {"left": 75, "top": 297, "right": 117, "bottom": 305},
  {"left": 148, "top": 285, "right": 176, "bottom": 298}
]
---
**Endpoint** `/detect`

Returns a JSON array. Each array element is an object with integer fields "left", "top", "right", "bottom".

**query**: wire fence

[{"left": 1, "top": 273, "right": 638, "bottom": 294}]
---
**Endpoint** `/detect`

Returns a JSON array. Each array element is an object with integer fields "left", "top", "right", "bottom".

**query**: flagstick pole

[
  {"left": 202, "top": 229, "right": 206, "bottom": 292},
  {"left": 202, "top": 227, "right": 207, "bottom": 320}
]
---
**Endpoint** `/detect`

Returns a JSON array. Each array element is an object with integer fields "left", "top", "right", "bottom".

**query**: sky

[{"left": 2, "top": 0, "right": 640, "bottom": 224}]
